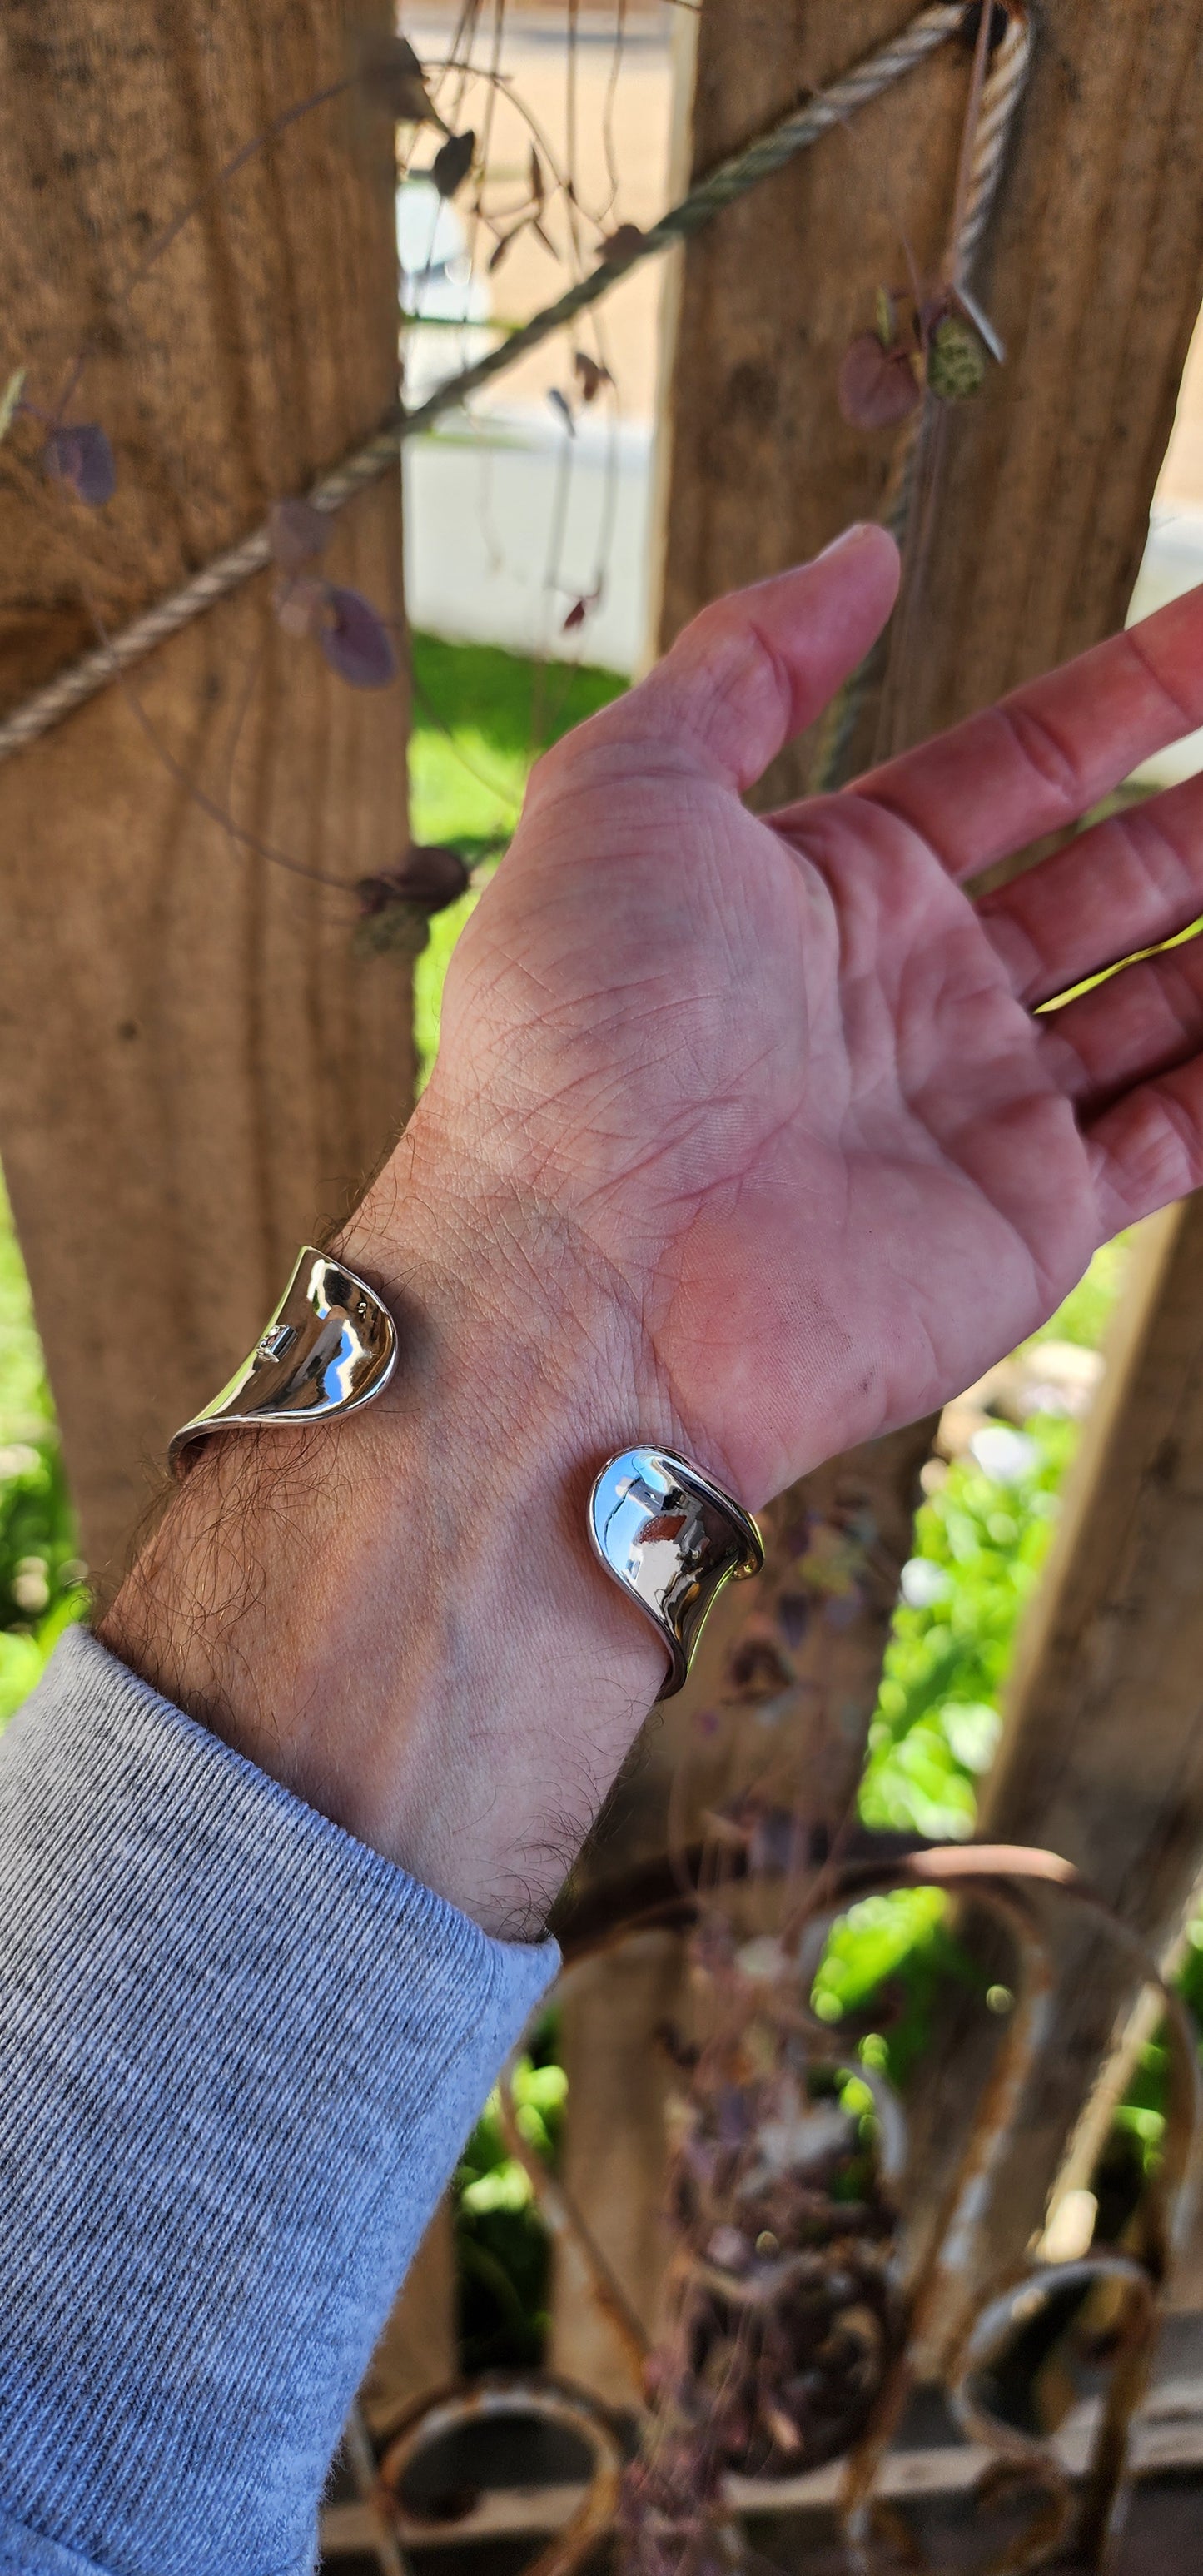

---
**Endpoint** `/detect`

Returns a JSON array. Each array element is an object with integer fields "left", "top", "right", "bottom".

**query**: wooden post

[
  {"left": 0, "top": 0, "right": 413, "bottom": 1582},
  {"left": 654, "top": 0, "right": 1203, "bottom": 788},
  {"left": 555, "top": 0, "right": 1203, "bottom": 2392},
  {"left": 549, "top": 1931, "right": 686, "bottom": 2408},
  {"left": 908, "top": 1201, "right": 1203, "bottom": 2365},
  {"left": 360, "top": 2204, "right": 457, "bottom": 2437}
]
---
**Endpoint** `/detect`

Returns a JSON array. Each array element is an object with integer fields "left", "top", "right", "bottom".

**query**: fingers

[
  {"left": 838, "top": 584, "right": 1203, "bottom": 881},
  {"left": 1086, "top": 1054, "right": 1203, "bottom": 1234},
  {"left": 978, "top": 768, "right": 1203, "bottom": 1006},
  {"left": 1039, "top": 921, "right": 1203, "bottom": 1231},
  {"left": 578, "top": 525, "right": 900, "bottom": 795},
  {"left": 1041, "top": 932, "right": 1203, "bottom": 1114}
]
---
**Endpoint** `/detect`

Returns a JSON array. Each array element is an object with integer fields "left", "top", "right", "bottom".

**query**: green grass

[
  {"left": 0, "top": 1174, "right": 88, "bottom": 1716},
  {"left": 409, "top": 631, "right": 626, "bottom": 1084}
]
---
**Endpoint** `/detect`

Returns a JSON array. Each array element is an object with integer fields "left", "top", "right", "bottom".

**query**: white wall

[{"left": 403, "top": 404, "right": 655, "bottom": 674}]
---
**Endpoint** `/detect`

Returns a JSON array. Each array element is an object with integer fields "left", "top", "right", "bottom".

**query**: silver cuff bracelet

[
  {"left": 589, "top": 1446, "right": 763, "bottom": 1698},
  {"left": 169, "top": 1246, "right": 397, "bottom": 1473}
]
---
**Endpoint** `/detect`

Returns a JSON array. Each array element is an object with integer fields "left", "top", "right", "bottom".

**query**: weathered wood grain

[
  {"left": 909, "top": 1202, "right": 1203, "bottom": 2364},
  {"left": 655, "top": 0, "right": 1203, "bottom": 790},
  {"left": 0, "top": 1, "right": 412, "bottom": 1577}
]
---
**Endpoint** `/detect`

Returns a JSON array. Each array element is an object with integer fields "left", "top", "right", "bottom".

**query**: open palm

[{"left": 417, "top": 528, "right": 1203, "bottom": 1509}]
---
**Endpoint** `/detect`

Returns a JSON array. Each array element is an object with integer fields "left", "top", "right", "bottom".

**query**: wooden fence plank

[
  {"left": 908, "top": 1201, "right": 1203, "bottom": 2365},
  {"left": 0, "top": 0, "right": 413, "bottom": 1580},
  {"left": 654, "top": 0, "right": 1203, "bottom": 788}
]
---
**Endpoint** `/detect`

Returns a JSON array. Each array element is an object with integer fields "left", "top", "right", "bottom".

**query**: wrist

[{"left": 102, "top": 1143, "right": 674, "bottom": 1937}]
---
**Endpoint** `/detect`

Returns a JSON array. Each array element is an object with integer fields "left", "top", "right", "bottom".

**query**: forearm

[{"left": 102, "top": 1133, "right": 669, "bottom": 1935}]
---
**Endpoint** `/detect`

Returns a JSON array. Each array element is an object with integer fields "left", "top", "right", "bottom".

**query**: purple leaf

[
  {"left": 574, "top": 351, "right": 611, "bottom": 403},
  {"left": 433, "top": 128, "right": 475, "bottom": 199},
  {"left": 43, "top": 422, "right": 116, "bottom": 505},
  {"left": 269, "top": 497, "right": 329, "bottom": 571},
  {"left": 357, "top": 843, "right": 470, "bottom": 913},
  {"left": 598, "top": 222, "right": 644, "bottom": 271},
  {"left": 317, "top": 585, "right": 397, "bottom": 689},
  {"left": 838, "top": 332, "right": 922, "bottom": 430}
]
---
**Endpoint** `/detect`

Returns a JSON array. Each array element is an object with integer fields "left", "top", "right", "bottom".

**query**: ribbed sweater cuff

[{"left": 0, "top": 1627, "right": 556, "bottom": 2576}]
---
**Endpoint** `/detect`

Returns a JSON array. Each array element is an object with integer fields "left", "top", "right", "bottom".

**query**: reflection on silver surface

[
  {"left": 169, "top": 1247, "right": 397, "bottom": 1473},
  {"left": 589, "top": 1446, "right": 763, "bottom": 1698}
]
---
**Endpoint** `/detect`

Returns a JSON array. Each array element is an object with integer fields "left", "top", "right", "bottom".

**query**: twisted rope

[
  {"left": 810, "top": 2, "right": 1032, "bottom": 792},
  {"left": 0, "top": 4, "right": 972, "bottom": 764}
]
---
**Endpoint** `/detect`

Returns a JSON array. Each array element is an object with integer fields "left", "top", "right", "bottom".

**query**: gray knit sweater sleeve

[{"left": 0, "top": 1626, "right": 558, "bottom": 2576}]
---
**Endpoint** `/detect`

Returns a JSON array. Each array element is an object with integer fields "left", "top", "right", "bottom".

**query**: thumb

[{"left": 606, "top": 524, "right": 900, "bottom": 795}]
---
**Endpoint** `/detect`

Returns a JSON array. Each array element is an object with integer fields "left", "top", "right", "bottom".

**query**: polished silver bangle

[
  {"left": 169, "top": 1246, "right": 397, "bottom": 1473},
  {"left": 589, "top": 1446, "right": 764, "bottom": 1699}
]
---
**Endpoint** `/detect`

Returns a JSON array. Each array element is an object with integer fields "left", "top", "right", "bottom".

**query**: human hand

[
  {"left": 109, "top": 528, "right": 1203, "bottom": 1931},
  {"left": 405, "top": 524, "right": 1203, "bottom": 1509}
]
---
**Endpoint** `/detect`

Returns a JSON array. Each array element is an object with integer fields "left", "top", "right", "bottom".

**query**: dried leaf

[
  {"left": 433, "top": 127, "right": 475, "bottom": 199},
  {"left": 574, "top": 351, "right": 612, "bottom": 403},
  {"left": 529, "top": 142, "right": 545, "bottom": 207},
  {"left": 927, "top": 313, "right": 987, "bottom": 402},
  {"left": 316, "top": 585, "right": 398, "bottom": 689},
  {"left": 488, "top": 225, "right": 521, "bottom": 274},
  {"left": 530, "top": 216, "right": 558, "bottom": 259},
  {"left": 547, "top": 386, "right": 575, "bottom": 435},
  {"left": 598, "top": 221, "right": 645, "bottom": 270},
  {"left": 42, "top": 421, "right": 116, "bottom": 506},
  {"left": 0, "top": 368, "right": 27, "bottom": 443},
  {"left": 268, "top": 498, "right": 329, "bottom": 572},
  {"left": 358, "top": 844, "right": 470, "bottom": 913},
  {"left": 838, "top": 333, "right": 922, "bottom": 431},
  {"left": 353, "top": 32, "right": 450, "bottom": 131},
  {"left": 562, "top": 599, "right": 588, "bottom": 631}
]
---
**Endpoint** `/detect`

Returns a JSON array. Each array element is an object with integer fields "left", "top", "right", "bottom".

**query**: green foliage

[
  {"left": 0, "top": 1444, "right": 87, "bottom": 1721},
  {"left": 0, "top": 1173, "right": 54, "bottom": 1446},
  {"left": 408, "top": 629, "right": 625, "bottom": 1087},
  {"left": 455, "top": 2017, "right": 566, "bottom": 2371},
  {"left": 812, "top": 1886, "right": 985, "bottom": 2093},
  {"left": 1022, "top": 1235, "right": 1130, "bottom": 1352},
  {"left": 0, "top": 1175, "right": 87, "bottom": 1718},
  {"left": 861, "top": 1411, "right": 1077, "bottom": 1843}
]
